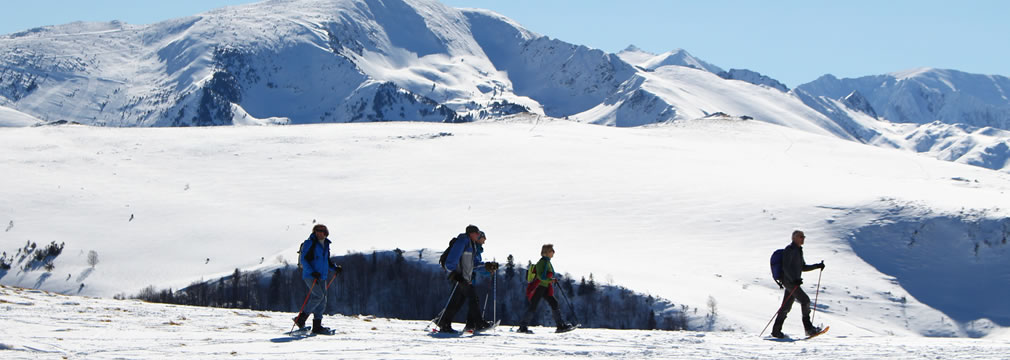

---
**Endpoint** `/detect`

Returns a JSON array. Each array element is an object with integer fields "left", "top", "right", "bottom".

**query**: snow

[
  {"left": 4, "top": 0, "right": 1010, "bottom": 176},
  {"left": 2, "top": 285, "right": 1009, "bottom": 359},
  {"left": 0, "top": 106, "right": 41, "bottom": 127},
  {"left": 1, "top": 0, "right": 1009, "bottom": 353},
  {"left": 1, "top": 118, "right": 1009, "bottom": 343}
]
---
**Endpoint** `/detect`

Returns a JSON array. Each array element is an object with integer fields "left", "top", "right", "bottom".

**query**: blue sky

[{"left": 2, "top": 0, "right": 1007, "bottom": 87}]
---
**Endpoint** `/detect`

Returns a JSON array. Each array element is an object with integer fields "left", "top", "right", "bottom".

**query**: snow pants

[
  {"left": 303, "top": 277, "right": 327, "bottom": 320},
  {"left": 440, "top": 279, "right": 483, "bottom": 328},
  {"left": 520, "top": 286, "right": 563, "bottom": 328},
  {"left": 772, "top": 284, "right": 814, "bottom": 334}
]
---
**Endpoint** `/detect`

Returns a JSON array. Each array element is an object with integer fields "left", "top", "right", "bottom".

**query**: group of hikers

[{"left": 291, "top": 224, "right": 825, "bottom": 339}]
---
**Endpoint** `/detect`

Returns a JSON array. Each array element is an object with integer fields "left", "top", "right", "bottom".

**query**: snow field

[
  {"left": 2, "top": 285, "right": 1009, "bottom": 359},
  {"left": 1, "top": 119, "right": 1008, "bottom": 339}
]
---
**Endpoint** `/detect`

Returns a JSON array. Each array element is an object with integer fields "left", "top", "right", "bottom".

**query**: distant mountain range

[{"left": 1, "top": 0, "right": 1009, "bottom": 171}]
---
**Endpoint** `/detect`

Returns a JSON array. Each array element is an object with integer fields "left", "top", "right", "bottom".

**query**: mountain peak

[
  {"left": 890, "top": 67, "right": 941, "bottom": 81},
  {"left": 621, "top": 44, "right": 645, "bottom": 54}
]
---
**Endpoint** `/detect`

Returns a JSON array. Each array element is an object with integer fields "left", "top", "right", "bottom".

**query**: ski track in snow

[{"left": 1, "top": 286, "right": 1008, "bottom": 359}]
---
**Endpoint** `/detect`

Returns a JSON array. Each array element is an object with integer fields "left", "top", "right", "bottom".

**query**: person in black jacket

[{"left": 771, "top": 230, "right": 825, "bottom": 338}]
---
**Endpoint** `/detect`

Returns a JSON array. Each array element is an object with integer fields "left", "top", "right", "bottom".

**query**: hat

[{"left": 312, "top": 224, "right": 329, "bottom": 236}]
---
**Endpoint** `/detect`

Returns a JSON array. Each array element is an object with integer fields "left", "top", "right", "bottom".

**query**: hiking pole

[
  {"left": 811, "top": 267, "right": 824, "bottom": 323},
  {"left": 493, "top": 267, "right": 497, "bottom": 331},
  {"left": 325, "top": 273, "right": 338, "bottom": 290},
  {"left": 426, "top": 281, "right": 459, "bottom": 331},
  {"left": 291, "top": 278, "right": 318, "bottom": 332},
  {"left": 482, "top": 288, "right": 490, "bottom": 318},
  {"left": 759, "top": 284, "right": 799, "bottom": 337},
  {"left": 555, "top": 280, "right": 580, "bottom": 325}
]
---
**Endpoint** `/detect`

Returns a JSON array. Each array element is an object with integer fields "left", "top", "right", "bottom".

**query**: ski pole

[
  {"left": 759, "top": 284, "right": 799, "bottom": 337},
  {"left": 493, "top": 267, "right": 497, "bottom": 331},
  {"left": 325, "top": 272, "right": 338, "bottom": 290},
  {"left": 426, "top": 281, "right": 459, "bottom": 331},
  {"left": 556, "top": 279, "right": 579, "bottom": 325},
  {"left": 811, "top": 267, "right": 824, "bottom": 323},
  {"left": 291, "top": 278, "right": 317, "bottom": 332},
  {"left": 481, "top": 288, "right": 490, "bottom": 318}
]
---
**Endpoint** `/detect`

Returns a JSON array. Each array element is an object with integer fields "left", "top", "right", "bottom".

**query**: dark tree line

[
  {"left": 0, "top": 240, "right": 65, "bottom": 275},
  {"left": 133, "top": 249, "right": 694, "bottom": 331}
]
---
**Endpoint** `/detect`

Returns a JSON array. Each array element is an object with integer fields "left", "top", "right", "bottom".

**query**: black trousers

[
  {"left": 772, "top": 284, "right": 814, "bottom": 334},
  {"left": 520, "top": 286, "right": 562, "bottom": 328},
  {"left": 440, "top": 279, "right": 483, "bottom": 328},
  {"left": 527, "top": 286, "right": 560, "bottom": 313}
]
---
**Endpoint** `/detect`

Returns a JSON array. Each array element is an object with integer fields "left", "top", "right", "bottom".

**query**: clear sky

[{"left": 2, "top": 0, "right": 1007, "bottom": 88}]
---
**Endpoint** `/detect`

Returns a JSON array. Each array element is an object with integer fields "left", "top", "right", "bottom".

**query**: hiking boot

[
  {"left": 437, "top": 321, "right": 457, "bottom": 334},
  {"left": 771, "top": 331, "right": 786, "bottom": 339},
  {"left": 516, "top": 326, "right": 532, "bottom": 334},
  {"left": 806, "top": 326, "right": 822, "bottom": 337},
  {"left": 472, "top": 321, "right": 492, "bottom": 331},
  {"left": 311, "top": 318, "right": 331, "bottom": 334},
  {"left": 556, "top": 323, "right": 577, "bottom": 333},
  {"left": 292, "top": 312, "right": 308, "bottom": 329}
]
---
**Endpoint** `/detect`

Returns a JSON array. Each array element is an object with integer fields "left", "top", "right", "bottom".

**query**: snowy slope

[
  {"left": 570, "top": 65, "right": 851, "bottom": 137},
  {"left": 2, "top": 286, "right": 1010, "bottom": 359},
  {"left": 0, "top": 105, "right": 41, "bottom": 127},
  {"left": 1, "top": 119, "right": 1009, "bottom": 339}
]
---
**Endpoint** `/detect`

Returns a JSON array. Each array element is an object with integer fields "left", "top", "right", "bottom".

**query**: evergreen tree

[
  {"left": 231, "top": 268, "right": 242, "bottom": 307},
  {"left": 268, "top": 269, "right": 283, "bottom": 309}
]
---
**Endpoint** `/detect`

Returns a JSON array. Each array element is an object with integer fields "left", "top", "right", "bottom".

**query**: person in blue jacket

[
  {"left": 294, "top": 224, "right": 342, "bottom": 334},
  {"left": 437, "top": 225, "right": 499, "bottom": 333}
]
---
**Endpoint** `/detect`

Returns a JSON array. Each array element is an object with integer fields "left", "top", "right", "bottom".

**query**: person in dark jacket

[
  {"left": 517, "top": 244, "right": 573, "bottom": 333},
  {"left": 437, "top": 225, "right": 498, "bottom": 333},
  {"left": 294, "top": 224, "right": 342, "bottom": 334},
  {"left": 771, "top": 230, "right": 825, "bottom": 338}
]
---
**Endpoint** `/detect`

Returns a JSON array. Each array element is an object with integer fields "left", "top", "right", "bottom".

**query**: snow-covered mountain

[
  {"left": 7, "top": 0, "right": 1010, "bottom": 173},
  {"left": 798, "top": 69, "right": 1010, "bottom": 128},
  {"left": 0, "top": 0, "right": 842, "bottom": 137},
  {"left": 2, "top": 0, "right": 1010, "bottom": 343},
  {"left": 795, "top": 69, "right": 1010, "bottom": 172},
  {"left": 616, "top": 45, "right": 724, "bottom": 74}
]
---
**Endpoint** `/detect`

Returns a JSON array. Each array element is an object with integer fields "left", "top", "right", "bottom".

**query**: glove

[
  {"left": 818, "top": 262, "right": 826, "bottom": 270},
  {"left": 448, "top": 271, "right": 465, "bottom": 283},
  {"left": 796, "top": 279, "right": 803, "bottom": 285},
  {"left": 484, "top": 262, "right": 499, "bottom": 272},
  {"left": 311, "top": 271, "right": 321, "bottom": 280},
  {"left": 334, "top": 264, "right": 343, "bottom": 275}
]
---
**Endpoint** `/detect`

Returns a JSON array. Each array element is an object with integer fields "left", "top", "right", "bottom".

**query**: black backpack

[{"left": 438, "top": 237, "right": 459, "bottom": 270}]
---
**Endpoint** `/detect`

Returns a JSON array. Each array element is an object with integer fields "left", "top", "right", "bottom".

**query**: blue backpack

[{"left": 770, "top": 249, "right": 785, "bottom": 288}]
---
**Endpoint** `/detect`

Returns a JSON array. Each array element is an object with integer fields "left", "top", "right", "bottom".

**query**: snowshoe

[
  {"left": 805, "top": 326, "right": 829, "bottom": 339},
  {"left": 469, "top": 320, "right": 499, "bottom": 334},
  {"left": 556, "top": 323, "right": 579, "bottom": 333}
]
